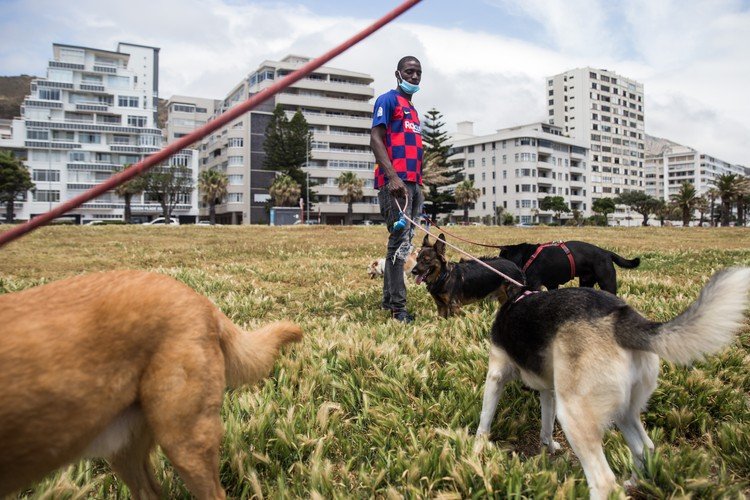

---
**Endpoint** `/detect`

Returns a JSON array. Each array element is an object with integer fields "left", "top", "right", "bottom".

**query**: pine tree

[
  {"left": 264, "top": 105, "right": 315, "bottom": 208},
  {"left": 420, "top": 108, "right": 460, "bottom": 222}
]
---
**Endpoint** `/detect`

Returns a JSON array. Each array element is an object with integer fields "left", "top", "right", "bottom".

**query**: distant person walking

[{"left": 370, "top": 56, "right": 424, "bottom": 323}]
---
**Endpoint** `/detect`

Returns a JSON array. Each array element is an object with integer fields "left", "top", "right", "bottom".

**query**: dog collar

[{"left": 428, "top": 270, "right": 450, "bottom": 291}]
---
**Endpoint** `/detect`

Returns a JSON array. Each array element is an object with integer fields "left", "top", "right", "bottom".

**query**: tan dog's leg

[
  {"left": 474, "top": 345, "right": 518, "bottom": 452},
  {"left": 140, "top": 341, "right": 227, "bottom": 500},
  {"left": 109, "top": 424, "right": 161, "bottom": 500}
]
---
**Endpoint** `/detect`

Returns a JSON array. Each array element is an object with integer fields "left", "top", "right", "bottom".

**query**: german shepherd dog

[
  {"left": 0, "top": 270, "right": 303, "bottom": 499},
  {"left": 411, "top": 233, "right": 525, "bottom": 317},
  {"left": 475, "top": 268, "right": 750, "bottom": 500},
  {"left": 499, "top": 241, "right": 640, "bottom": 294}
]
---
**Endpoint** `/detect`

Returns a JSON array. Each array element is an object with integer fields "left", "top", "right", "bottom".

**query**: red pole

[{"left": 0, "top": 0, "right": 422, "bottom": 248}]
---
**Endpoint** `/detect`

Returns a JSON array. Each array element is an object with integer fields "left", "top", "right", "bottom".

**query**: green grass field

[{"left": 2, "top": 225, "right": 749, "bottom": 499}]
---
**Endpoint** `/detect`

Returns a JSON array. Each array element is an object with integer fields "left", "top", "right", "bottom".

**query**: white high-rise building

[
  {"left": 449, "top": 122, "right": 590, "bottom": 225},
  {"left": 645, "top": 135, "right": 747, "bottom": 201},
  {"left": 546, "top": 68, "right": 645, "bottom": 223},
  {"left": 0, "top": 42, "right": 198, "bottom": 223},
  {"left": 197, "top": 55, "right": 376, "bottom": 225}
]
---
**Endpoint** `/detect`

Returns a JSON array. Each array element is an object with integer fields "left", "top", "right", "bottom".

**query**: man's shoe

[{"left": 392, "top": 310, "right": 414, "bottom": 323}]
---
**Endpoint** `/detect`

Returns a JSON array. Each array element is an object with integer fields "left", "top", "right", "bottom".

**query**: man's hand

[{"left": 387, "top": 176, "right": 407, "bottom": 200}]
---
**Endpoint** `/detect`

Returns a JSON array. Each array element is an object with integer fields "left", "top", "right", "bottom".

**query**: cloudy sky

[{"left": 1, "top": 0, "right": 748, "bottom": 166}]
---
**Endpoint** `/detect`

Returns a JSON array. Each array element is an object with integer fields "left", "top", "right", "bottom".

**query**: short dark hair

[{"left": 397, "top": 56, "right": 421, "bottom": 71}]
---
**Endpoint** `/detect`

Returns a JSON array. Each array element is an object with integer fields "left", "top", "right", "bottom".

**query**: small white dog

[{"left": 367, "top": 251, "right": 418, "bottom": 281}]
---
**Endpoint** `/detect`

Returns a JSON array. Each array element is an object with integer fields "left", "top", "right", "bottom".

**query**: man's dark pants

[{"left": 377, "top": 182, "right": 424, "bottom": 313}]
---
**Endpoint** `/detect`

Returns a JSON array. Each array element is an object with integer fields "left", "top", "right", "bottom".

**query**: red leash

[{"left": 522, "top": 242, "right": 576, "bottom": 280}]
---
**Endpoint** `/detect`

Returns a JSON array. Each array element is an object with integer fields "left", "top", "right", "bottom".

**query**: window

[
  {"left": 34, "top": 190, "right": 60, "bottom": 202},
  {"left": 172, "top": 104, "right": 196, "bottom": 113},
  {"left": 118, "top": 96, "right": 139, "bottom": 107},
  {"left": 33, "top": 169, "right": 60, "bottom": 182},
  {"left": 127, "top": 115, "right": 147, "bottom": 127},
  {"left": 79, "top": 133, "right": 101, "bottom": 144},
  {"left": 228, "top": 174, "right": 243, "bottom": 185},
  {"left": 227, "top": 193, "right": 243, "bottom": 203},
  {"left": 228, "top": 156, "right": 244, "bottom": 166},
  {"left": 39, "top": 89, "right": 60, "bottom": 101},
  {"left": 228, "top": 137, "right": 244, "bottom": 148},
  {"left": 26, "top": 129, "right": 49, "bottom": 140}
]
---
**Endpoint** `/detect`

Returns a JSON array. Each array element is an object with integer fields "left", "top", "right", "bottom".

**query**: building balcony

[
  {"left": 290, "top": 78, "right": 374, "bottom": 98},
  {"left": 76, "top": 104, "right": 109, "bottom": 112},
  {"left": 79, "top": 84, "right": 107, "bottom": 93},
  {"left": 303, "top": 113, "right": 371, "bottom": 129},
  {"left": 311, "top": 148, "right": 374, "bottom": 162},
  {"left": 537, "top": 161, "right": 553, "bottom": 171},
  {"left": 313, "top": 132, "right": 370, "bottom": 146},
  {"left": 276, "top": 93, "right": 372, "bottom": 113}
]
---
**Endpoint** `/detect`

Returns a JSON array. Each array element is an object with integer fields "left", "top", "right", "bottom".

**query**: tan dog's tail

[{"left": 218, "top": 315, "right": 303, "bottom": 389}]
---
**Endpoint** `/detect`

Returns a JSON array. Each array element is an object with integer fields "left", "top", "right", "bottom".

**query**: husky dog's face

[{"left": 412, "top": 233, "right": 447, "bottom": 285}]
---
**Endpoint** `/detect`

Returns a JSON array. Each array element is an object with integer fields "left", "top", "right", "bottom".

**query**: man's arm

[{"left": 370, "top": 125, "right": 406, "bottom": 199}]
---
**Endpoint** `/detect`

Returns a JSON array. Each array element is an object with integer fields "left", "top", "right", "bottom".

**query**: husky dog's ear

[
  {"left": 422, "top": 233, "right": 431, "bottom": 247},
  {"left": 435, "top": 233, "right": 446, "bottom": 257}
]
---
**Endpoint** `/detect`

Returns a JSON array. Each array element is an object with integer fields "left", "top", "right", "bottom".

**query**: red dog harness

[{"left": 522, "top": 241, "right": 576, "bottom": 281}]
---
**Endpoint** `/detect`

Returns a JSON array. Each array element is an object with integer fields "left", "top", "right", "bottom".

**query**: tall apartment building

[
  {"left": 645, "top": 135, "right": 748, "bottom": 201},
  {"left": 192, "top": 55, "right": 377, "bottom": 225},
  {"left": 0, "top": 42, "right": 198, "bottom": 223},
  {"left": 546, "top": 68, "right": 645, "bottom": 223},
  {"left": 165, "top": 95, "right": 220, "bottom": 144},
  {"left": 449, "top": 122, "right": 589, "bottom": 225}
]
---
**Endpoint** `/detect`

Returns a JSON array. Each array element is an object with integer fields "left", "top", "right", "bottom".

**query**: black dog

[
  {"left": 412, "top": 233, "right": 525, "bottom": 317},
  {"left": 499, "top": 241, "right": 639, "bottom": 294}
]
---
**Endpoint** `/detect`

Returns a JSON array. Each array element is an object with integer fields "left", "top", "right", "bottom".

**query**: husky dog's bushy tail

[{"left": 651, "top": 268, "right": 750, "bottom": 365}]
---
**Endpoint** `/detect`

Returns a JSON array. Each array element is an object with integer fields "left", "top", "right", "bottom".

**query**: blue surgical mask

[{"left": 398, "top": 71, "right": 420, "bottom": 94}]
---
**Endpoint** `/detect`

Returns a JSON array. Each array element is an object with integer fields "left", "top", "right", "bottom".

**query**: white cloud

[{"left": 0, "top": 0, "right": 747, "bottom": 166}]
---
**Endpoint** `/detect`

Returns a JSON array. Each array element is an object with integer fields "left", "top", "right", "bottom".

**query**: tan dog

[
  {"left": 367, "top": 251, "right": 418, "bottom": 280},
  {"left": 0, "top": 270, "right": 303, "bottom": 499}
]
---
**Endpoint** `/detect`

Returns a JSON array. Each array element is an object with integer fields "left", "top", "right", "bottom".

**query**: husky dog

[
  {"left": 475, "top": 268, "right": 750, "bottom": 500},
  {"left": 499, "top": 241, "right": 640, "bottom": 294},
  {"left": 0, "top": 270, "right": 303, "bottom": 499},
  {"left": 411, "top": 233, "right": 525, "bottom": 317}
]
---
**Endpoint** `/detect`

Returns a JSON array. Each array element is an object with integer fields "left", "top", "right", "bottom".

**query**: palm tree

[
  {"left": 198, "top": 169, "right": 229, "bottom": 225},
  {"left": 454, "top": 179, "right": 480, "bottom": 223},
  {"left": 669, "top": 181, "right": 697, "bottom": 227},
  {"left": 269, "top": 174, "right": 300, "bottom": 207},
  {"left": 113, "top": 164, "right": 147, "bottom": 224},
  {"left": 694, "top": 195, "right": 709, "bottom": 227},
  {"left": 705, "top": 187, "right": 719, "bottom": 227},
  {"left": 713, "top": 174, "right": 743, "bottom": 226},
  {"left": 336, "top": 171, "right": 363, "bottom": 225}
]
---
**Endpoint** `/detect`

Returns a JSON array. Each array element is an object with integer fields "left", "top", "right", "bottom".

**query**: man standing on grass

[{"left": 370, "top": 56, "right": 424, "bottom": 323}]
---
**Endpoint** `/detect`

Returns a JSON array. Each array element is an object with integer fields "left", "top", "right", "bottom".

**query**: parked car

[
  {"left": 143, "top": 217, "right": 180, "bottom": 225},
  {"left": 84, "top": 220, "right": 105, "bottom": 226}
]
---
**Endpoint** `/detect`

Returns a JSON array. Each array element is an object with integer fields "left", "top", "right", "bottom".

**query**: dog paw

[
  {"left": 541, "top": 438, "right": 561, "bottom": 454},
  {"left": 473, "top": 434, "right": 490, "bottom": 454}
]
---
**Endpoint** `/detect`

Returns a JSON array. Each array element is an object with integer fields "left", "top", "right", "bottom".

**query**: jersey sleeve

[{"left": 371, "top": 92, "right": 394, "bottom": 129}]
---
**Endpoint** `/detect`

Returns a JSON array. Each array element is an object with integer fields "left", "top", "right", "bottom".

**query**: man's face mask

[{"left": 398, "top": 71, "right": 420, "bottom": 94}]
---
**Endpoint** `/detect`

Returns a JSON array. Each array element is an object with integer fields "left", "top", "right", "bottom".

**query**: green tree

[
  {"left": 453, "top": 179, "right": 480, "bottom": 223},
  {"left": 263, "top": 105, "right": 314, "bottom": 207},
  {"left": 694, "top": 194, "right": 709, "bottom": 227},
  {"left": 615, "top": 191, "right": 661, "bottom": 227},
  {"left": 198, "top": 169, "right": 229, "bottom": 225},
  {"left": 269, "top": 174, "right": 300, "bottom": 207},
  {"left": 420, "top": 108, "right": 459, "bottom": 221},
  {"left": 669, "top": 181, "right": 697, "bottom": 227},
  {"left": 144, "top": 163, "right": 194, "bottom": 224},
  {"left": 712, "top": 174, "right": 745, "bottom": 226},
  {"left": 705, "top": 187, "right": 720, "bottom": 226},
  {"left": 0, "top": 150, "right": 35, "bottom": 223},
  {"left": 539, "top": 195, "right": 570, "bottom": 225},
  {"left": 337, "top": 171, "right": 364, "bottom": 225},
  {"left": 113, "top": 164, "right": 147, "bottom": 224},
  {"left": 592, "top": 197, "right": 616, "bottom": 226}
]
